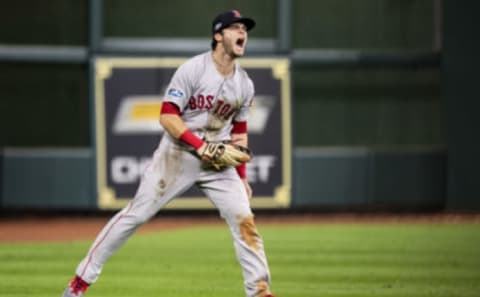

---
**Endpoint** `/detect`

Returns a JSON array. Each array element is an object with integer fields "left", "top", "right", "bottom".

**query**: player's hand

[
  {"left": 196, "top": 142, "right": 223, "bottom": 170},
  {"left": 242, "top": 178, "right": 252, "bottom": 199},
  {"left": 197, "top": 141, "right": 251, "bottom": 171},
  {"left": 196, "top": 142, "right": 207, "bottom": 158}
]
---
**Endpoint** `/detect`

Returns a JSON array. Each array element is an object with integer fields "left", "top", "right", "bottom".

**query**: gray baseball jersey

[
  {"left": 164, "top": 51, "right": 254, "bottom": 142},
  {"left": 73, "top": 51, "right": 272, "bottom": 297}
]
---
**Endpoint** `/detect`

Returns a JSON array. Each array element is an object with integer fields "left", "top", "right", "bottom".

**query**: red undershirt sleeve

[
  {"left": 160, "top": 102, "right": 181, "bottom": 115},
  {"left": 232, "top": 121, "right": 247, "bottom": 134},
  {"left": 236, "top": 163, "right": 246, "bottom": 179}
]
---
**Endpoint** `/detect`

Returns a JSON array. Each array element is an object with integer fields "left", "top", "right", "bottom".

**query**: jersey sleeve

[
  {"left": 233, "top": 77, "right": 255, "bottom": 123},
  {"left": 163, "top": 61, "right": 196, "bottom": 111}
]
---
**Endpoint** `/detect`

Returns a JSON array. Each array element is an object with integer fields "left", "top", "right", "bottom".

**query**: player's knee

[{"left": 124, "top": 212, "right": 150, "bottom": 226}]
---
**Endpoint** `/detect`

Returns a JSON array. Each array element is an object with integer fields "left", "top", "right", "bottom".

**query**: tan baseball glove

[{"left": 199, "top": 142, "right": 252, "bottom": 171}]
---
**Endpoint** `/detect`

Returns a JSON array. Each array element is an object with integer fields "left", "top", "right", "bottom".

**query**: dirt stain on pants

[{"left": 239, "top": 215, "right": 260, "bottom": 251}]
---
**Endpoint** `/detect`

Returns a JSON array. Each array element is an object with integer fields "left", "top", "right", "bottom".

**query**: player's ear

[{"left": 214, "top": 31, "right": 223, "bottom": 43}]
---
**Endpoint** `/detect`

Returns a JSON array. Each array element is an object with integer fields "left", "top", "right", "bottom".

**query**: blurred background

[{"left": 0, "top": 0, "right": 478, "bottom": 213}]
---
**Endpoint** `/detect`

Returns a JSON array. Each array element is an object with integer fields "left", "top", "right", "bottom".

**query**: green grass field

[{"left": 1, "top": 223, "right": 479, "bottom": 297}]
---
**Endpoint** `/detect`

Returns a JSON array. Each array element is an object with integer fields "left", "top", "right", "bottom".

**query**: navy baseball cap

[{"left": 212, "top": 10, "right": 256, "bottom": 35}]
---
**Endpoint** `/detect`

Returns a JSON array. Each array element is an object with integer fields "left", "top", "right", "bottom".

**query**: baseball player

[{"left": 62, "top": 10, "right": 276, "bottom": 297}]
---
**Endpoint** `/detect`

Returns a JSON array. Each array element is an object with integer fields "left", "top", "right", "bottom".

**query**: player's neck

[{"left": 212, "top": 51, "right": 236, "bottom": 78}]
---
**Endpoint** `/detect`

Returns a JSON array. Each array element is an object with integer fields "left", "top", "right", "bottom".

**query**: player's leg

[
  {"left": 199, "top": 169, "right": 273, "bottom": 297},
  {"left": 62, "top": 142, "right": 199, "bottom": 296},
  {"left": 62, "top": 185, "right": 170, "bottom": 297}
]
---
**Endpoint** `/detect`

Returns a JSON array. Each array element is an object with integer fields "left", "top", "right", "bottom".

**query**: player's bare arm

[
  {"left": 231, "top": 132, "right": 248, "bottom": 147},
  {"left": 159, "top": 101, "right": 206, "bottom": 155},
  {"left": 159, "top": 111, "right": 208, "bottom": 156},
  {"left": 159, "top": 113, "right": 188, "bottom": 139},
  {"left": 231, "top": 132, "right": 252, "bottom": 198}
]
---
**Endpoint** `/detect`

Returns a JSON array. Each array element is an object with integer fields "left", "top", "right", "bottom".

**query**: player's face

[{"left": 221, "top": 22, "right": 248, "bottom": 58}]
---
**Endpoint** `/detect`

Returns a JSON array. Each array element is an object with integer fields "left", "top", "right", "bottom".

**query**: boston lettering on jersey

[{"left": 188, "top": 95, "right": 237, "bottom": 120}]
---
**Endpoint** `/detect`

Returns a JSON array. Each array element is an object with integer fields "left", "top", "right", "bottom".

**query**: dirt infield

[{"left": 1, "top": 212, "right": 479, "bottom": 243}]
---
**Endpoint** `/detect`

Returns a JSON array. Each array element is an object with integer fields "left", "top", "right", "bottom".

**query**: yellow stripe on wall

[{"left": 130, "top": 102, "right": 162, "bottom": 120}]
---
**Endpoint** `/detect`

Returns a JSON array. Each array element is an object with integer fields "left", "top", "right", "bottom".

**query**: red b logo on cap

[{"left": 232, "top": 10, "right": 241, "bottom": 17}]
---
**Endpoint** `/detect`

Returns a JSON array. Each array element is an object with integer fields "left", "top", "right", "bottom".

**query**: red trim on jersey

[
  {"left": 161, "top": 102, "right": 181, "bottom": 115},
  {"left": 236, "top": 163, "right": 246, "bottom": 179},
  {"left": 232, "top": 121, "right": 247, "bottom": 134},
  {"left": 179, "top": 130, "right": 204, "bottom": 149}
]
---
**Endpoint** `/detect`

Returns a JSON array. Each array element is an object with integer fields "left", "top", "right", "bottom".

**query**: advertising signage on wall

[{"left": 93, "top": 57, "right": 291, "bottom": 209}]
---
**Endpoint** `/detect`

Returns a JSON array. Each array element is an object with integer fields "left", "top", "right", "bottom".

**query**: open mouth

[{"left": 236, "top": 38, "right": 245, "bottom": 48}]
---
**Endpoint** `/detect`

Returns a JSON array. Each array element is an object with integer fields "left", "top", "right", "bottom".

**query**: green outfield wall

[
  {"left": 0, "top": 148, "right": 445, "bottom": 210},
  {"left": 1, "top": 1, "right": 478, "bottom": 211},
  {"left": 1, "top": 149, "right": 95, "bottom": 209},
  {"left": 443, "top": 1, "right": 480, "bottom": 211}
]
